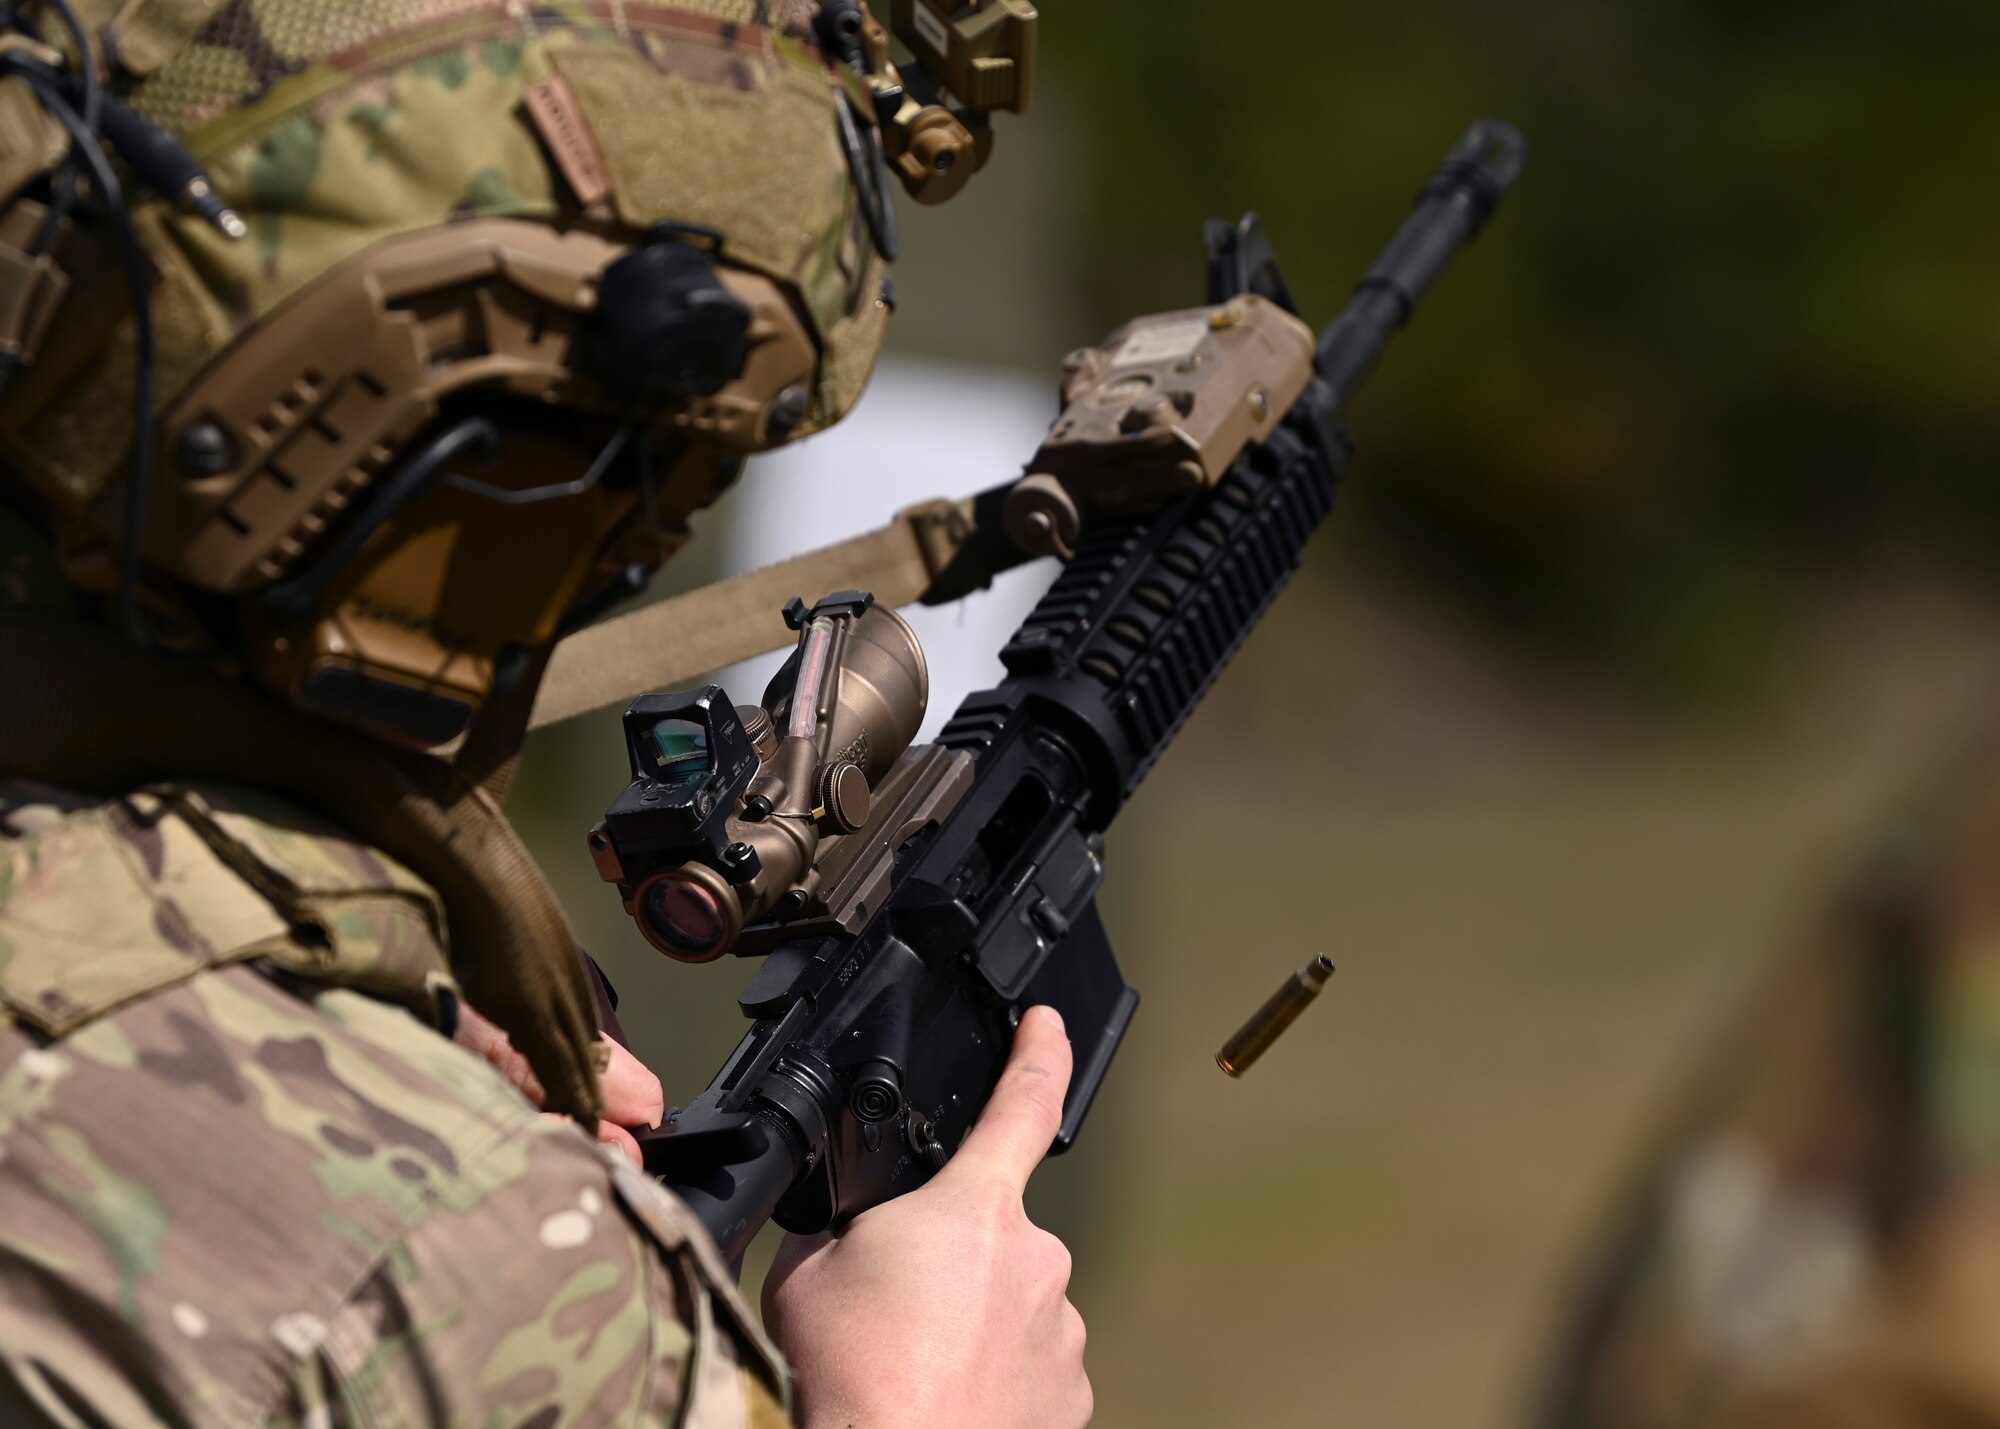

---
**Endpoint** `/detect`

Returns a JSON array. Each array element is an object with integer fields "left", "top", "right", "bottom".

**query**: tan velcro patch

[{"left": 522, "top": 74, "right": 612, "bottom": 211}]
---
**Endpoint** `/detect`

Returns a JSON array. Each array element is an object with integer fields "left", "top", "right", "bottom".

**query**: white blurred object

[{"left": 716, "top": 355, "right": 1059, "bottom": 742}]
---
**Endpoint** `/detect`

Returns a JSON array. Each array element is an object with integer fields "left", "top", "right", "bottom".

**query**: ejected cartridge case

[{"left": 1216, "top": 955, "right": 1334, "bottom": 1077}]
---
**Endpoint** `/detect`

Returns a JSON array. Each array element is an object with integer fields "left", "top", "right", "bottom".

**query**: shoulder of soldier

[
  {"left": 0, "top": 781, "right": 789, "bottom": 1428},
  {"left": 0, "top": 776, "right": 464, "bottom": 1035}
]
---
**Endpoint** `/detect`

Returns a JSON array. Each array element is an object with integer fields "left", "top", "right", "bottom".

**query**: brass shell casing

[{"left": 1216, "top": 956, "right": 1334, "bottom": 1077}]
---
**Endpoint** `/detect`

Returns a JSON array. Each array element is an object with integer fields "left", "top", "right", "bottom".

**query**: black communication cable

[
  {"left": 19, "top": 0, "right": 100, "bottom": 258},
  {"left": 835, "top": 92, "right": 899, "bottom": 263},
  {"left": 440, "top": 418, "right": 637, "bottom": 506},
  {"left": 38, "top": 0, "right": 97, "bottom": 125},
  {"left": 817, "top": 0, "right": 898, "bottom": 261},
  {"left": 4, "top": 4, "right": 242, "bottom": 652},
  {"left": 254, "top": 415, "right": 502, "bottom": 623},
  {"left": 2, "top": 61, "right": 159, "bottom": 647}
]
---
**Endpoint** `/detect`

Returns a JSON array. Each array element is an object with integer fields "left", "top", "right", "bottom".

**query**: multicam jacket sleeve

[
  {"left": 0, "top": 782, "right": 789, "bottom": 1428},
  {"left": 0, "top": 963, "right": 789, "bottom": 1428}
]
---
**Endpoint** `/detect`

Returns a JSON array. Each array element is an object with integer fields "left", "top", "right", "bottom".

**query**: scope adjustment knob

[{"left": 817, "top": 761, "right": 871, "bottom": 833}]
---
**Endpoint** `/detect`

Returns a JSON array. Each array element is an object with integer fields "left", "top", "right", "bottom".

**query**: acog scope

[{"left": 588, "top": 591, "right": 929, "bottom": 962}]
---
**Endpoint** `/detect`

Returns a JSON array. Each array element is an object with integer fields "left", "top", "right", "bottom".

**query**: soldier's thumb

[{"left": 947, "top": 1006, "right": 1073, "bottom": 1195}]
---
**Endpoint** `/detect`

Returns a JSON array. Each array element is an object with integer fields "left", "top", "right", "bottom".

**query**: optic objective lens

[{"left": 642, "top": 876, "right": 728, "bottom": 960}]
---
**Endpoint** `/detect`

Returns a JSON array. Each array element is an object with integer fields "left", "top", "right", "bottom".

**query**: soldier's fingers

[
  {"left": 596, "top": 1119, "right": 643, "bottom": 1166},
  {"left": 946, "top": 1006, "right": 1072, "bottom": 1195},
  {"left": 535, "top": 1113, "right": 641, "bottom": 1167},
  {"left": 455, "top": 1003, "right": 547, "bottom": 1108},
  {"left": 598, "top": 1038, "right": 665, "bottom": 1131}
]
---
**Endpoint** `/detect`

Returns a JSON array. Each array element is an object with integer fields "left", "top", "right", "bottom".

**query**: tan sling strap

[
  {"left": 0, "top": 610, "right": 606, "bottom": 1123},
  {"left": 530, "top": 493, "right": 985, "bottom": 731}
]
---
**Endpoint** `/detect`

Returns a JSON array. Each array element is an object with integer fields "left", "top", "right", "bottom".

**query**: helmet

[{"left": 0, "top": 0, "right": 1034, "bottom": 746}]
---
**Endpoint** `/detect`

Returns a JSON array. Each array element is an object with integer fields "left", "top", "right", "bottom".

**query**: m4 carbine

[{"left": 591, "top": 122, "right": 1527, "bottom": 1261}]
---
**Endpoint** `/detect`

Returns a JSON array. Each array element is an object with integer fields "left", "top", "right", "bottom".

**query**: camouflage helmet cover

[{"left": 0, "top": 0, "right": 899, "bottom": 744}]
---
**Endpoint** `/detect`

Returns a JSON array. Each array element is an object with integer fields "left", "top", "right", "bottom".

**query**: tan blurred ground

[
  {"left": 1062, "top": 573, "right": 2000, "bottom": 1428},
  {"left": 515, "top": 569, "right": 1999, "bottom": 1428}
]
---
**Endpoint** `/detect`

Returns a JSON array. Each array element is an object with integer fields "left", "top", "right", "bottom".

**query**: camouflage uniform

[
  {"left": 0, "top": 2, "right": 899, "bottom": 1420},
  {"left": 0, "top": 778, "right": 790, "bottom": 1426},
  {"left": 1539, "top": 722, "right": 2000, "bottom": 1429}
]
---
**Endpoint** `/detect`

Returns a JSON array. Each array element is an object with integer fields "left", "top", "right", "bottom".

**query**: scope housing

[{"left": 590, "top": 593, "right": 930, "bottom": 961}]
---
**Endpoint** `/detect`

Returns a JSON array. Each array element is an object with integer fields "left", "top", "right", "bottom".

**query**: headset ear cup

[{"left": 577, "top": 238, "right": 751, "bottom": 403}]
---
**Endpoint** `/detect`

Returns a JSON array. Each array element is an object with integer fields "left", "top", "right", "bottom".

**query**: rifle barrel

[{"left": 1316, "top": 120, "right": 1527, "bottom": 407}]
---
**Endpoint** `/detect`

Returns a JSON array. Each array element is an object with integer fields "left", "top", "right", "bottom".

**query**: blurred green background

[{"left": 511, "top": 4, "right": 2000, "bottom": 1423}]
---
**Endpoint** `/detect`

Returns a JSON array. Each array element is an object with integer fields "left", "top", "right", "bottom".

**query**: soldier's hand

[
  {"left": 762, "top": 1005, "right": 1092, "bottom": 1429},
  {"left": 452, "top": 1002, "right": 664, "bottom": 1164}
]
